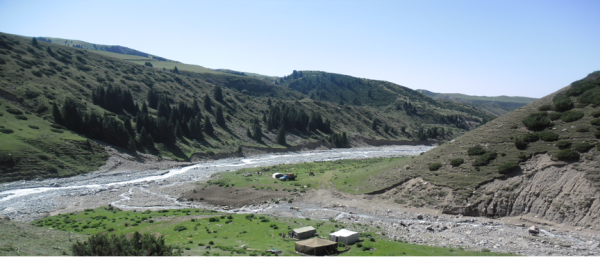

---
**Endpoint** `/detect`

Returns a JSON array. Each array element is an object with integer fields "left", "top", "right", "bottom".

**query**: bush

[
  {"left": 174, "top": 225, "right": 187, "bottom": 232},
  {"left": 428, "top": 163, "right": 442, "bottom": 171},
  {"left": 514, "top": 136, "right": 528, "bottom": 150},
  {"left": 555, "top": 149, "right": 579, "bottom": 161},
  {"left": 71, "top": 231, "right": 181, "bottom": 256},
  {"left": 548, "top": 112, "right": 561, "bottom": 121},
  {"left": 592, "top": 110, "right": 600, "bottom": 118},
  {"left": 556, "top": 141, "right": 572, "bottom": 149},
  {"left": 467, "top": 145, "right": 486, "bottom": 156},
  {"left": 523, "top": 133, "right": 539, "bottom": 142},
  {"left": 450, "top": 158, "right": 464, "bottom": 167},
  {"left": 473, "top": 152, "right": 497, "bottom": 167},
  {"left": 560, "top": 110, "right": 584, "bottom": 122},
  {"left": 538, "top": 104, "right": 553, "bottom": 111},
  {"left": 553, "top": 97, "right": 574, "bottom": 112},
  {"left": 498, "top": 162, "right": 519, "bottom": 174},
  {"left": 50, "top": 128, "right": 63, "bottom": 133},
  {"left": 537, "top": 131, "right": 559, "bottom": 141},
  {"left": 591, "top": 119, "right": 600, "bottom": 126},
  {"left": 595, "top": 130, "right": 600, "bottom": 139},
  {"left": 15, "top": 115, "right": 27, "bottom": 120},
  {"left": 573, "top": 142, "right": 594, "bottom": 153},
  {"left": 517, "top": 152, "right": 530, "bottom": 162},
  {"left": 6, "top": 108, "right": 23, "bottom": 115},
  {"left": 28, "top": 125, "right": 39, "bottom": 129},
  {"left": 576, "top": 126, "right": 589, "bottom": 132},
  {"left": 522, "top": 112, "right": 552, "bottom": 131},
  {"left": 0, "top": 128, "right": 14, "bottom": 134}
]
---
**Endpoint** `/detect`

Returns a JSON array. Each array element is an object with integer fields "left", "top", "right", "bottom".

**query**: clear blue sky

[{"left": 1, "top": 0, "right": 598, "bottom": 98}]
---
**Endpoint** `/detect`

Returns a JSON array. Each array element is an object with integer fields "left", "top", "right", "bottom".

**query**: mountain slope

[
  {"left": 370, "top": 71, "right": 600, "bottom": 227},
  {"left": 417, "top": 89, "right": 537, "bottom": 116},
  {"left": 0, "top": 32, "right": 492, "bottom": 182}
]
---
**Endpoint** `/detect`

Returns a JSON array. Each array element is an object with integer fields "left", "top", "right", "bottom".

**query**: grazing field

[
  {"left": 30, "top": 206, "right": 510, "bottom": 256},
  {"left": 203, "top": 157, "right": 411, "bottom": 195}
]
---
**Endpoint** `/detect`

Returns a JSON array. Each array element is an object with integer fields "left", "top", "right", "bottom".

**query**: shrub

[
  {"left": 553, "top": 97, "right": 574, "bottom": 112},
  {"left": 50, "top": 128, "right": 64, "bottom": 133},
  {"left": 498, "top": 162, "right": 519, "bottom": 174},
  {"left": 523, "top": 133, "right": 539, "bottom": 142},
  {"left": 174, "top": 225, "right": 187, "bottom": 232},
  {"left": 595, "top": 130, "right": 600, "bottom": 139},
  {"left": 566, "top": 79, "right": 597, "bottom": 97},
  {"left": 576, "top": 126, "right": 589, "bottom": 132},
  {"left": 555, "top": 149, "right": 579, "bottom": 161},
  {"left": 548, "top": 112, "right": 561, "bottom": 121},
  {"left": 0, "top": 128, "right": 14, "bottom": 134},
  {"left": 514, "top": 136, "right": 528, "bottom": 150},
  {"left": 537, "top": 131, "right": 559, "bottom": 141},
  {"left": 6, "top": 108, "right": 23, "bottom": 115},
  {"left": 591, "top": 119, "right": 600, "bottom": 126},
  {"left": 473, "top": 152, "right": 497, "bottom": 167},
  {"left": 592, "top": 110, "right": 600, "bottom": 118},
  {"left": 467, "top": 145, "right": 486, "bottom": 156},
  {"left": 517, "top": 152, "right": 530, "bottom": 162},
  {"left": 538, "top": 104, "right": 553, "bottom": 111},
  {"left": 71, "top": 232, "right": 181, "bottom": 256},
  {"left": 556, "top": 141, "right": 572, "bottom": 149},
  {"left": 28, "top": 125, "right": 39, "bottom": 129},
  {"left": 522, "top": 112, "right": 552, "bottom": 131},
  {"left": 573, "top": 142, "right": 594, "bottom": 153},
  {"left": 450, "top": 158, "right": 464, "bottom": 167},
  {"left": 560, "top": 110, "right": 584, "bottom": 122},
  {"left": 428, "top": 163, "right": 442, "bottom": 171},
  {"left": 15, "top": 115, "right": 27, "bottom": 120}
]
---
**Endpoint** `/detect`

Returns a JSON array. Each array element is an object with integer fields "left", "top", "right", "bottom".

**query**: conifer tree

[
  {"left": 203, "top": 95, "right": 212, "bottom": 112},
  {"left": 127, "top": 137, "right": 137, "bottom": 152},
  {"left": 204, "top": 117, "right": 214, "bottom": 135},
  {"left": 215, "top": 106, "right": 225, "bottom": 127},
  {"left": 31, "top": 37, "right": 38, "bottom": 46},
  {"left": 252, "top": 119, "right": 262, "bottom": 142},
  {"left": 246, "top": 128, "right": 252, "bottom": 139},
  {"left": 52, "top": 102, "right": 62, "bottom": 125},
  {"left": 46, "top": 46, "right": 54, "bottom": 56},
  {"left": 213, "top": 85, "right": 223, "bottom": 102},
  {"left": 277, "top": 125, "right": 286, "bottom": 145}
]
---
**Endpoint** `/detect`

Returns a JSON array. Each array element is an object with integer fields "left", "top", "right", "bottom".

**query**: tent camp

[
  {"left": 291, "top": 226, "right": 316, "bottom": 239},
  {"left": 295, "top": 238, "right": 338, "bottom": 256},
  {"left": 329, "top": 229, "right": 359, "bottom": 245}
]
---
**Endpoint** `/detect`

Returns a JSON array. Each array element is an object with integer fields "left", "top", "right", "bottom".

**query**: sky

[{"left": 0, "top": 0, "right": 598, "bottom": 98}]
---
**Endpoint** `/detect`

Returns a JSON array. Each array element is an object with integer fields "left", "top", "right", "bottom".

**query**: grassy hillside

[
  {"left": 0, "top": 32, "right": 492, "bottom": 182},
  {"left": 368, "top": 71, "right": 600, "bottom": 211},
  {"left": 418, "top": 89, "right": 537, "bottom": 116}
]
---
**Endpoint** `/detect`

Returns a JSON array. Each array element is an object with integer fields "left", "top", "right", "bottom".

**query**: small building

[
  {"left": 295, "top": 238, "right": 338, "bottom": 256},
  {"left": 329, "top": 229, "right": 359, "bottom": 245},
  {"left": 291, "top": 226, "right": 316, "bottom": 239}
]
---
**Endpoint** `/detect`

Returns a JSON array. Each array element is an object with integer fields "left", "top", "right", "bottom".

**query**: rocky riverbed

[{"left": 1, "top": 145, "right": 598, "bottom": 256}]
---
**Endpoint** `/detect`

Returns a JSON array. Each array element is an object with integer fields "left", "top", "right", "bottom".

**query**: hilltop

[
  {"left": 370, "top": 71, "right": 600, "bottom": 227},
  {"left": 417, "top": 89, "right": 537, "bottom": 116},
  {"left": 0, "top": 32, "right": 491, "bottom": 182}
]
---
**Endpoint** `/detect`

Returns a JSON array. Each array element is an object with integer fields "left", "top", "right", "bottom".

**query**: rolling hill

[
  {"left": 417, "top": 89, "right": 537, "bottom": 116},
  {"left": 0, "top": 32, "right": 492, "bottom": 182},
  {"left": 370, "top": 71, "right": 600, "bottom": 227}
]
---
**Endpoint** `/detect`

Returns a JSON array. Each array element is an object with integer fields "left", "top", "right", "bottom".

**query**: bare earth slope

[{"left": 371, "top": 71, "right": 600, "bottom": 229}]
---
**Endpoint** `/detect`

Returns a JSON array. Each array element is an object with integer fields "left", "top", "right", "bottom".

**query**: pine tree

[
  {"left": 46, "top": 46, "right": 54, "bottom": 57},
  {"left": 204, "top": 118, "right": 214, "bottom": 135},
  {"left": 203, "top": 95, "right": 212, "bottom": 112},
  {"left": 127, "top": 137, "right": 137, "bottom": 152},
  {"left": 52, "top": 102, "right": 62, "bottom": 125},
  {"left": 215, "top": 106, "right": 225, "bottom": 127},
  {"left": 277, "top": 125, "right": 286, "bottom": 145},
  {"left": 246, "top": 127, "right": 252, "bottom": 138},
  {"left": 371, "top": 118, "right": 379, "bottom": 131},
  {"left": 267, "top": 98, "right": 272, "bottom": 106},
  {"left": 172, "top": 66, "right": 180, "bottom": 74},
  {"left": 252, "top": 119, "right": 262, "bottom": 142},
  {"left": 31, "top": 37, "right": 38, "bottom": 46},
  {"left": 213, "top": 85, "right": 223, "bottom": 102}
]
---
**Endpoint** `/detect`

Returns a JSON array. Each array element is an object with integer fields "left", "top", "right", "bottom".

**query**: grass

[
  {"left": 0, "top": 219, "right": 88, "bottom": 256},
  {"left": 29, "top": 206, "right": 511, "bottom": 256},
  {"left": 0, "top": 102, "right": 108, "bottom": 182},
  {"left": 205, "top": 157, "right": 410, "bottom": 195}
]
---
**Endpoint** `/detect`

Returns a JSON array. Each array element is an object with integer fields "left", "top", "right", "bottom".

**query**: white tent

[{"left": 328, "top": 229, "right": 359, "bottom": 245}]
